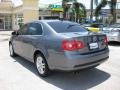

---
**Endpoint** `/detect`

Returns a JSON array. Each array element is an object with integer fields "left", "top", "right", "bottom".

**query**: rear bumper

[
  {"left": 48, "top": 48, "right": 109, "bottom": 71},
  {"left": 73, "top": 56, "right": 108, "bottom": 69}
]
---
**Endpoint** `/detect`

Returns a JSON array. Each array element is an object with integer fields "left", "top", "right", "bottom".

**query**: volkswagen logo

[{"left": 92, "top": 36, "right": 97, "bottom": 42}]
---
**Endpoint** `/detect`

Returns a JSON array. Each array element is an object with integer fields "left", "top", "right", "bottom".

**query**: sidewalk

[{"left": 0, "top": 31, "right": 13, "bottom": 42}]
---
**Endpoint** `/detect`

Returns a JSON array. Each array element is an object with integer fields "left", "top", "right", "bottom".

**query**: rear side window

[
  {"left": 47, "top": 21, "right": 87, "bottom": 33},
  {"left": 28, "top": 23, "right": 43, "bottom": 35}
]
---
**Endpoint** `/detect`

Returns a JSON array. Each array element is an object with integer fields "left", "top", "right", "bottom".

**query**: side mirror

[{"left": 11, "top": 31, "right": 19, "bottom": 35}]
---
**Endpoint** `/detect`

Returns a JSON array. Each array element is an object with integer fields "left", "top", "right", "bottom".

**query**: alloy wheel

[{"left": 36, "top": 56, "right": 46, "bottom": 75}]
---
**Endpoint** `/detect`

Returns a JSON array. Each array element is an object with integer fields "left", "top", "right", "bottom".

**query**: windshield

[{"left": 47, "top": 21, "right": 88, "bottom": 33}]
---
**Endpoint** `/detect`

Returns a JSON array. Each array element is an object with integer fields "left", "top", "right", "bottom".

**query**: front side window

[
  {"left": 19, "top": 24, "right": 28, "bottom": 35},
  {"left": 48, "top": 21, "right": 88, "bottom": 33}
]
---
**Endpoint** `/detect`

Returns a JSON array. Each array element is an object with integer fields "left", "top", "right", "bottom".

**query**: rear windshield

[{"left": 47, "top": 21, "right": 88, "bottom": 33}]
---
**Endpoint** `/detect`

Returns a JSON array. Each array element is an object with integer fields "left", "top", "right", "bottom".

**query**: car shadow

[
  {"left": 12, "top": 56, "right": 110, "bottom": 90},
  {"left": 108, "top": 41, "right": 120, "bottom": 47}
]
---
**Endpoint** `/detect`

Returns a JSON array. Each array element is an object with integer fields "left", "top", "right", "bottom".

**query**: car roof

[
  {"left": 41, "top": 19, "right": 61, "bottom": 23},
  {"left": 31, "top": 19, "right": 62, "bottom": 23},
  {"left": 31, "top": 20, "right": 79, "bottom": 24}
]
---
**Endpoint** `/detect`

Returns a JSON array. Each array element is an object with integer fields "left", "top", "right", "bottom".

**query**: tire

[
  {"left": 35, "top": 53, "right": 50, "bottom": 77},
  {"left": 9, "top": 43, "right": 16, "bottom": 57}
]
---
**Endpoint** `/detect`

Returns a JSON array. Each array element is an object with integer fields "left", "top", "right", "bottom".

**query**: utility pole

[
  {"left": 116, "top": 0, "right": 120, "bottom": 23},
  {"left": 90, "top": 0, "right": 93, "bottom": 23}
]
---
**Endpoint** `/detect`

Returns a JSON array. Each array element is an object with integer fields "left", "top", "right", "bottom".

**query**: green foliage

[
  {"left": 73, "top": 2, "right": 86, "bottom": 21},
  {"left": 95, "top": 0, "right": 117, "bottom": 23},
  {"left": 95, "top": 0, "right": 107, "bottom": 17},
  {"left": 62, "top": 0, "right": 86, "bottom": 21}
]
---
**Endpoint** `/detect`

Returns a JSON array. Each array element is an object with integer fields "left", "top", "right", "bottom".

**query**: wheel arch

[{"left": 33, "top": 50, "right": 47, "bottom": 63}]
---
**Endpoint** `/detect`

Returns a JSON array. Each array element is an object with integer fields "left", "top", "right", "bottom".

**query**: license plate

[{"left": 89, "top": 42, "right": 98, "bottom": 49}]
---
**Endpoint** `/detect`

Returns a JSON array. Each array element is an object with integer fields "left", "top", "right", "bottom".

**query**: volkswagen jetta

[{"left": 9, "top": 20, "right": 109, "bottom": 77}]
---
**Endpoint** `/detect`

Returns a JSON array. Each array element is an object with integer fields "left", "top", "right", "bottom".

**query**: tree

[
  {"left": 95, "top": 0, "right": 117, "bottom": 23},
  {"left": 109, "top": 0, "right": 117, "bottom": 23},
  {"left": 62, "top": 0, "right": 69, "bottom": 19},
  {"left": 62, "top": 0, "right": 86, "bottom": 22},
  {"left": 62, "top": 0, "right": 77, "bottom": 19},
  {"left": 73, "top": 2, "right": 86, "bottom": 22},
  {"left": 95, "top": 0, "right": 107, "bottom": 17}
]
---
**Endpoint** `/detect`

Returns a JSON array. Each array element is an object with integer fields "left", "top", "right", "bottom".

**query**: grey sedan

[{"left": 9, "top": 20, "right": 109, "bottom": 77}]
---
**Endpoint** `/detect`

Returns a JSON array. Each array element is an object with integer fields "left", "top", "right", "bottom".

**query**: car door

[
  {"left": 21, "top": 23, "right": 43, "bottom": 62},
  {"left": 12, "top": 24, "right": 28, "bottom": 56}
]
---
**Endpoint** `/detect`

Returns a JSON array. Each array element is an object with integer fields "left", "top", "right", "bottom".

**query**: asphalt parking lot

[{"left": 0, "top": 32, "right": 120, "bottom": 90}]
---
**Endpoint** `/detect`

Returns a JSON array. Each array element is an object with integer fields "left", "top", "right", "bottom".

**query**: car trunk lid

[{"left": 59, "top": 32, "right": 107, "bottom": 54}]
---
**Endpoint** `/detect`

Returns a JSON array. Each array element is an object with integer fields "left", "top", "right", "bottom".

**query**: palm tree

[
  {"left": 62, "top": 0, "right": 77, "bottom": 19},
  {"left": 62, "top": 0, "right": 86, "bottom": 22},
  {"left": 73, "top": 2, "right": 86, "bottom": 22},
  {"left": 95, "top": 0, "right": 107, "bottom": 17},
  {"left": 110, "top": 0, "right": 117, "bottom": 23},
  {"left": 62, "top": 0, "right": 69, "bottom": 19},
  {"left": 95, "top": 0, "right": 117, "bottom": 23}
]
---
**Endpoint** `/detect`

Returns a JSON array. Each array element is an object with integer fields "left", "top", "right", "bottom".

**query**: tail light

[
  {"left": 103, "top": 36, "right": 108, "bottom": 45},
  {"left": 62, "top": 40, "right": 84, "bottom": 51}
]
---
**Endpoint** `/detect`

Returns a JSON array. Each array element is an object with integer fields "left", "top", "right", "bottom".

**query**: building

[
  {"left": 39, "top": 4, "right": 63, "bottom": 20},
  {"left": 86, "top": 9, "right": 120, "bottom": 23},
  {"left": 0, "top": 0, "right": 39, "bottom": 30}
]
